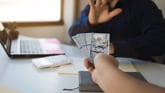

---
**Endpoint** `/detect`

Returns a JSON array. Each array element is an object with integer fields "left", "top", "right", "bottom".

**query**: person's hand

[
  {"left": 88, "top": 0, "right": 122, "bottom": 25},
  {"left": 84, "top": 53, "right": 118, "bottom": 83}
]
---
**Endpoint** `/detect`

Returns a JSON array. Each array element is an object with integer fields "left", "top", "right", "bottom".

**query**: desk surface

[{"left": 0, "top": 44, "right": 165, "bottom": 93}]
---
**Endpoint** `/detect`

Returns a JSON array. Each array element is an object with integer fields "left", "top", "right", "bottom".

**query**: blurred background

[{"left": 0, "top": 0, "right": 164, "bottom": 44}]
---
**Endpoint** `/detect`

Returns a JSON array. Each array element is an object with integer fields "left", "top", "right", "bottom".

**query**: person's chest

[{"left": 105, "top": 1, "right": 142, "bottom": 41}]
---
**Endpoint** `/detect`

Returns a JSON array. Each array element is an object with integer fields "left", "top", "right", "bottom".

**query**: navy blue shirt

[{"left": 68, "top": 0, "right": 165, "bottom": 60}]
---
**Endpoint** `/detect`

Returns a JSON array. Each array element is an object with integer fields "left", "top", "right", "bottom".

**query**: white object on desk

[
  {"left": 118, "top": 60, "right": 137, "bottom": 72},
  {"left": 32, "top": 55, "right": 72, "bottom": 69}
]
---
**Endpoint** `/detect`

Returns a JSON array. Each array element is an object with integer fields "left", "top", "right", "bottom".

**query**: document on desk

[
  {"left": 117, "top": 59, "right": 137, "bottom": 72},
  {"left": 57, "top": 57, "right": 137, "bottom": 75},
  {"left": 57, "top": 57, "right": 87, "bottom": 75},
  {"left": 0, "top": 85, "right": 21, "bottom": 93}
]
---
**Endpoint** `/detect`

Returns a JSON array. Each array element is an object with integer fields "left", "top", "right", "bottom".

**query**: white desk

[{"left": 0, "top": 44, "right": 165, "bottom": 93}]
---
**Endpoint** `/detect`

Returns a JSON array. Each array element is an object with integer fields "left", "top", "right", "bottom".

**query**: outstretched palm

[{"left": 88, "top": 0, "right": 122, "bottom": 25}]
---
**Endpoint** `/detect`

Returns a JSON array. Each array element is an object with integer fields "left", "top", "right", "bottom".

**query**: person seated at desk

[
  {"left": 68, "top": 0, "right": 165, "bottom": 61},
  {"left": 84, "top": 53, "right": 165, "bottom": 93}
]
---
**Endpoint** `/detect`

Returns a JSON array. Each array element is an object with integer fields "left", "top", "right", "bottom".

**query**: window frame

[{"left": 3, "top": 0, "right": 64, "bottom": 27}]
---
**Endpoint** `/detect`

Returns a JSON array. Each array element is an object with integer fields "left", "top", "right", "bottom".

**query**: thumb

[{"left": 109, "top": 8, "right": 122, "bottom": 19}]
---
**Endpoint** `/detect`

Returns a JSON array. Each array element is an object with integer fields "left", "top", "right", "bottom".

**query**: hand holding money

[{"left": 72, "top": 33, "right": 110, "bottom": 64}]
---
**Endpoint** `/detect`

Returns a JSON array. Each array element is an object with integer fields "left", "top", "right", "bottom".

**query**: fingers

[
  {"left": 110, "top": 0, "right": 118, "bottom": 9},
  {"left": 94, "top": 53, "right": 119, "bottom": 68},
  {"left": 109, "top": 8, "right": 122, "bottom": 19},
  {"left": 102, "top": 0, "right": 108, "bottom": 5},
  {"left": 97, "top": 0, "right": 109, "bottom": 7},
  {"left": 89, "top": 0, "right": 95, "bottom": 9},
  {"left": 84, "top": 58, "right": 94, "bottom": 73},
  {"left": 89, "top": 0, "right": 108, "bottom": 8},
  {"left": 96, "top": 0, "right": 102, "bottom": 7}
]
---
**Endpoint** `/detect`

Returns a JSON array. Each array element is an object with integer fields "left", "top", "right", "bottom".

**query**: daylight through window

[{"left": 0, "top": 0, "right": 61, "bottom": 22}]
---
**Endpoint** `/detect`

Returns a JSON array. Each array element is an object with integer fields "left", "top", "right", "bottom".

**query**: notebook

[
  {"left": 79, "top": 71, "right": 147, "bottom": 92},
  {"left": 0, "top": 31, "right": 64, "bottom": 58}
]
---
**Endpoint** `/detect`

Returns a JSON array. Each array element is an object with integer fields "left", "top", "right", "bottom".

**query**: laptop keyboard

[{"left": 20, "top": 40, "right": 43, "bottom": 54}]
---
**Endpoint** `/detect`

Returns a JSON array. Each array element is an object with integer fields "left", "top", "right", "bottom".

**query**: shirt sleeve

[{"left": 68, "top": 5, "right": 91, "bottom": 37}]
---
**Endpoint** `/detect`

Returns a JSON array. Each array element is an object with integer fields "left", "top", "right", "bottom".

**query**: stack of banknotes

[{"left": 72, "top": 33, "right": 110, "bottom": 63}]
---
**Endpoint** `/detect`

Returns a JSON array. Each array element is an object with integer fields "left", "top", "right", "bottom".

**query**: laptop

[{"left": 0, "top": 31, "right": 64, "bottom": 58}]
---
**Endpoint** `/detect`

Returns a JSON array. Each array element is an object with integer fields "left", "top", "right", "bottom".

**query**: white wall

[
  {"left": 79, "top": 0, "right": 88, "bottom": 10},
  {"left": 77, "top": 0, "right": 88, "bottom": 17},
  {"left": 153, "top": 0, "right": 165, "bottom": 18}
]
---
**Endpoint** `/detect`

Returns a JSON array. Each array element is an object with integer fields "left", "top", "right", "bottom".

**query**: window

[{"left": 0, "top": 0, "right": 63, "bottom": 26}]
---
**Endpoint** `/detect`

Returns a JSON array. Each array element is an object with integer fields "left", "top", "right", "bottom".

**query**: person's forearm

[{"left": 97, "top": 66, "right": 165, "bottom": 93}]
